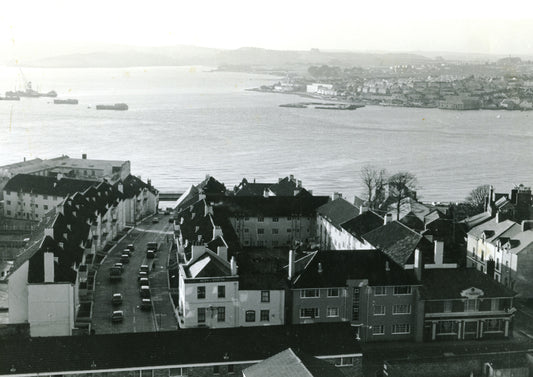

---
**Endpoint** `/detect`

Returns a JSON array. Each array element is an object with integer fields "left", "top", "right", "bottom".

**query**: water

[{"left": 0, "top": 66, "right": 532, "bottom": 203}]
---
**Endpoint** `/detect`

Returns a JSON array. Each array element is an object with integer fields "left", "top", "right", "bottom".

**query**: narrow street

[{"left": 91, "top": 214, "right": 177, "bottom": 334}]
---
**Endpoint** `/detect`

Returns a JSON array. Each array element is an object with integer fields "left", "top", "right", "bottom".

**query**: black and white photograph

[{"left": 1, "top": 1, "right": 533, "bottom": 376}]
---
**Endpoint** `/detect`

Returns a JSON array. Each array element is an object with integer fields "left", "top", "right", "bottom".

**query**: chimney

[
  {"left": 522, "top": 220, "right": 533, "bottom": 232},
  {"left": 414, "top": 248, "right": 422, "bottom": 280},
  {"left": 332, "top": 192, "right": 342, "bottom": 201},
  {"left": 495, "top": 211, "right": 501, "bottom": 223},
  {"left": 385, "top": 261, "right": 390, "bottom": 272},
  {"left": 384, "top": 213, "right": 392, "bottom": 225},
  {"left": 293, "top": 190, "right": 300, "bottom": 196},
  {"left": 263, "top": 189, "right": 270, "bottom": 198},
  {"left": 117, "top": 182, "right": 123, "bottom": 193},
  {"left": 297, "top": 180, "right": 302, "bottom": 188},
  {"left": 191, "top": 244, "right": 205, "bottom": 261},
  {"left": 213, "top": 225, "right": 223, "bottom": 239},
  {"left": 360, "top": 204, "right": 369, "bottom": 214},
  {"left": 290, "top": 174, "right": 294, "bottom": 182},
  {"left": 308, "top": 190, "right": 313, "bottom": 195},
  {"left": 217, "top": 246, "right": 228, "bottom": 261},
  {"left": 230, "top": 256, "right": 238, "bottom": 276},
  {"left": 57, "top": 173, "right": 63, "bottom": 181},
  {"left": 434, "top": 240, "right": 444, "bottom": 266},
  {"left": 44, "top": 227, "right": 54, "bottom": 238},
  {"left": 23, "top": 157, "right": 26, "bottom": 162},
  {"left": 278, "top": 177, "right": 283, "bottom": 183},
  {"left": 82, "top": 153, "right": 87, "bottom": 159},
  {"left": 44, "top": 251, "right": 54, "bottom": 283},
  {"left": 288, "top": 249, "right": 295, "bottom": 280},
  {"left": 318, "top": 262, "right": 323, "bottom": 274}
]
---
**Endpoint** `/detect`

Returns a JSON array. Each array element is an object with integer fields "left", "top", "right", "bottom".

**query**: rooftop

[
  {"left": 4, "top": 174, "right": 97, "bottom": 197},
  {"left": 317, "top": 197, "right": 360, "bottom": 229},
  {"left": 340, "top": 211, "right": 383, "bottom": 242},
  {"left": 0, "top": 323, "right": 361, "bottom": 375}
]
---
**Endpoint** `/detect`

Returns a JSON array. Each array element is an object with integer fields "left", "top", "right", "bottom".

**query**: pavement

[{"left": 91, "top": 214, "right": 177, "bottom": 334}]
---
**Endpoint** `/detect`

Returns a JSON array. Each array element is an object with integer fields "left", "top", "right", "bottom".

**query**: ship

[
  {"left": 0, "top": 95, "right": 20, "bottom": 101},
  {"left": 54, "top": 99, "right": 79, "bottom": 105},
  {"left": 5, "top": 81, "right": 57, "bottom": 98},
  {"left": 95, "top": 103, "right": 128, "bottom": 111}
]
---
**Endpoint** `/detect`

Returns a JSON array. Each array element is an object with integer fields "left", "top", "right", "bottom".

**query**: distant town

[
  {"left": 1, "top": 155, "right": 533, "bottom": 377},
  {"left": 251, "top": 56, "right": 533, "bottom": 110}
]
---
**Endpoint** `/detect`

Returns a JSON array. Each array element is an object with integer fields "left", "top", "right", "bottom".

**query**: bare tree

[
  {"left": 465, "top": 184, "right": 490, "bottom": 213},
  {"left": 360, "top": 165, "right": 387, "bottom": 209},
  {"left": 388, "top": 172, "right": 418, "bottom": 220}
]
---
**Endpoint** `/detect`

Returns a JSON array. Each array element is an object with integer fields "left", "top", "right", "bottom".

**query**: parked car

[
  {"left": 114, "top": 262, "right": 124, "bottom": 271},
  {"left": 146, "top": 242, "right": 158, "bottom": 251},
  {"left": 140, "top": 298, "right": 152, "bottom": 311},
  {"left": 120, "top": 254, "right": 130, "bottom": 264},
  {"left": 123, "top": 248, "right": 132, "bottom": 257},
  {"left": 138, "top": 277, "right": 149, "bottom": 286},
  {"left": 152, "top": 217, "right": 159, "bottom": 224},
  {"left": 138, "top": 271, "right": 148, "bottom": 281},
  {"left": 111, "top": 310, "right": 124, "bottom": 323},
  {"left": 140, "top": 264, "right": 150, "bottom": 273},
  {"left": 140, "top": 285, "right": 150, "bottom": 299},
  {"left": 146, "top": 250, "right": 155, "bottom": 259},
  {"left": 126, "top": 244, "right": 135, "bottom": 252},
  {"left": 111, "top": 293, "right": 123, "bottom": 305}
]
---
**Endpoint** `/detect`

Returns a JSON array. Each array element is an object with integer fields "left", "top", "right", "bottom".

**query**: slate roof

[
  {"left": 243, "top": 348, "right": 344, "bottom": 377},
  {"left": 468, "top": 218, "right": 516, "bottom": 242},
  {"left": 183, "top": 248, "right": 231, "bottom": 278},
  {"left": 424, "top": 210, "right": 444, "bottom": 226},
  {"left": 212, "top": 196, "right": 329, "bottom": 217},
  {"left": 460, "top": 211, "right": 492, "bottom": 230},
  {"left": 293, "top": 250, "right": 419, "bottom": 288},
  {"left": 363, "top": 221, "right": 433, "bottom": 267},
  {"left": 237, "top": 249, "right": 289, "bottom": 290},
  {"left": 340, "top": 211, "right": 383, "bottom": 242},
  {"left": 234, "top": 177, "right": 311, "bottom": 197},
  {"left": 317, "top": 198, "right": 360, "bottom": 229},
  {"left": 4, "top": 174, "right": 97, "bottom": 197},
  {"left": 421, "top": 268, "right": 516, "bottom": 300},
  {"left": 0, "top": 323, "right": 361, "bottom": 375}
]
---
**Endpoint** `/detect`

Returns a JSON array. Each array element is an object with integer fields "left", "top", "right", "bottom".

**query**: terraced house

[{"left": 2, "top": 175, "right": 157, "bottom": 336}]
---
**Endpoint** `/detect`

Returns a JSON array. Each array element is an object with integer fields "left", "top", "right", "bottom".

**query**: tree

[
  {"left": 388, "top": 172, "right": 418, "bottom": 220},
  {"left": 465, "top": 184, "right": 490, "bottom": 213},
  {"left": 360, "top": 165, "right": 387, "bottom": 209}
]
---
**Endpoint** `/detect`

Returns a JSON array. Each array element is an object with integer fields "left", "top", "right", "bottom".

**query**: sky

[{"left": 1, "top": 0, "right": 533, "bottom": 55}]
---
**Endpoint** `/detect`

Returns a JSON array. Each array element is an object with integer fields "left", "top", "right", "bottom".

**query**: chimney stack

[
  {"left": 217, "top": 246, "right": 228, "bottom": 262},
  {"left": 288, "top": 249, "right": 295, "bottom": 280},
  {"left": 44, "top": 251, "right": 55, "bottom": 283},
  {"left": 384, "top": 213, "right": 392, "bottom": 225},
  {"left": 434, "top": 240, "right": 444, "bottom": 266},
  {"left": 522, "top": 220, "right": 533, "bottom": 232},
  {"left": 332, "top": 192, "right": 342, "bottom": 201},
  {"left": 318, "top": 262, "right": 323, "bottom": 274},
  {"left": 385, "top": 261, "right": 390, "bottom": 272},
  {"left": 230, "top": 256, "right": 238, "bottom": 276},
  {"left": 263, "top": 189, "right": 270, "bottom": 198},
  {"left": 297, "top": 180, "right": 302, "bottom": 188},
  {"left": 414, "top": 248, "right": 422, "bottom": 280},
  {"left": 82, "top": 153, "right": 87, "bottom": 159}
]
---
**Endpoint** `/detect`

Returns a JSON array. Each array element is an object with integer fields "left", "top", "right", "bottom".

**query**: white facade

[
  {"left": 3, "top": 190, "right": 63, "bottom": 220},
  {"left": 238, "top": 290, "right": 285, "bottom": 326},
  {"left": 28, "top": 283, "right": 74, "bottom": 336}
]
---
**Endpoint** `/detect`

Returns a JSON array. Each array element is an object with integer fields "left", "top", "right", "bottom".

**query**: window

[
  {"left": 244, "top": 240, "right": 250, "bottom": 246},
  {"left": 287, "top": 216, "right": 292, "bottom": 220},
  {"left": 443, "top": 301, "right": 452, "bottom": 313},
  {"left": 245, "top": 310, "right": 256, "bottom": 322},
  {"left": 244, "top": 217, "right": 249, "bottom": 221},
  {"left": 486, "top": 319, "right": 504, "bottom": 332},
  {"left": 5, "top": 191, "right": 9, "bottom": 195},
  {"left": 213, "top": 366, "right": 220, "bottom": 375},
  {"left": 465, "top": 299, "right": 477, "bottom": 312},
  {"left": 300, "top": 308, "right": 319, "bottom": 318},
  {"left": 352, "top": 287, "right": 360, "bottom": 321},
  {"left": 273, "top": 217, "right": 279, "bottom": 222},
  {"left": 217, "top": 307, "right": 225, "bottom": 322},
  {"left": 327, "top": 307, "right": 339, "bottom": 317},
  {"left": 228, "top": 365, "right": 235, "bottom": 374},
  {"left": 496, "top": 258, "right": 500, "bottom": 271},
  {"left": 374, "top": 305, "right": 386, "bottom": 316},
  {"left": 261, "top": 290, "right": 270, "bottom": 302},
  {"left": 374, "top": 286, "right": 386, "bottom": 296},
  {"left": 392, "top": 324, "right": 411, "bottom": 334},
  {"left": 260, "top": 310, "right": 270, "bottom": 321},
  {"left": 258, "top": 216, "right": 264, "bottom": 222},
  {"left": 437, "top": 320, "right": 457, "bottom": 335},
  {"left": 35, "top": 204, "right": 38, "bottom": 208},
  {"left": 272, "top": 241, "right": 279, "bottom": 246},
  {"left": 197, "top": 286, "right": 206, "bottom": 299},
  {"left": 53, "top": 196, "right": 57, "bottom": 201},
  {"left": 6, "top": 200, "right": 10, "bottom": 205},
  {"left": 244, "top": 228, "right": 249, "bottom": 233},
  {"left": 287, "top": 228, "right": 292, "bottom": 233},
  {"left": 257, "top": 228, "right": 265, "bottom": 234},
  {"left": 198, "top": 308, "right": 206, "bottom": 323},
  {"left": 327, "top": 288, "right": 339, "bottom": 297},
  {"left": 218, "top": 286, "right": 225, "bottom": 298},
  {"left": 272, "top": 228, "right": 279, "bottom": 234},
  {"left": 373, "top": 325, "right": 385, "bottom": 335},
  {"left": 392, "top": 304, "right": 411, "bottom": 315},
  {"left": 300, "top": 289, "right": 319, "bottom": 298},
  {"left": 6, "top": 210, "right": 10, "bottom": 216},
  {"left": 335, "top": 357, "right": 354, "bottom": 366},
  {"left": 43, "top": 195, "right": 48, "bottom": 200},
  {"left": 393, "top": 286, "right": 412, "bottom": 295},
  {"left": 44, "top": 205, "right": 49, "bottom": 210}
]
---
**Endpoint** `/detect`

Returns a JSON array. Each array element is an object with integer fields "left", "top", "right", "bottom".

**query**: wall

[
  {"left": 8, "top": 260, "right": 29, "bottom": 324},
  {"left": 3, "top": 190, "right": 63, "bottom": 220},
  {"left": 514, "top": 244, "right": 533, "bottom": 297},
  {"left": 238, "top": 290, "right": 284, "bottom": 326},
  {"left": 28, "top": 283, "right": 74, "bottom": 336}
]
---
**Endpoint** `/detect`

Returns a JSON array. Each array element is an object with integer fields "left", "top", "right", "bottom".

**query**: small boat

[
  {"left": 6, "top": 82, "right": 57, "bottom": 98},
  {"left": 54, "top": 99, "right": 79, "bottom": 105},
  {"left": 95, "top": 103, "right": 128, "bottom": 111}
]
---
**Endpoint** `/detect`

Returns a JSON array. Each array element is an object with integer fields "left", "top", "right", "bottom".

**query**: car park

[
  {"left": 120, "top": 254, "right": 130, "bottom": 264},
  {"left": 111, "top": 310, "right": 124, "bottom": 323},
  {"left": 140, "top": 298, "right": 152, "bottom": 311},
  {"left": 111, "top": 293, "right": 123, "bottom": 305}
]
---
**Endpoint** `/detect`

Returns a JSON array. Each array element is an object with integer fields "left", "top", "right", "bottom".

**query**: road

[{"left": 91, "top": 214, "right": 177, "bottom": 334}]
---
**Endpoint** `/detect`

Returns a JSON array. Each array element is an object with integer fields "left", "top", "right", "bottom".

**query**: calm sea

[{"left": 0, "top": 66, "right": 532, "bottom": 203}]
